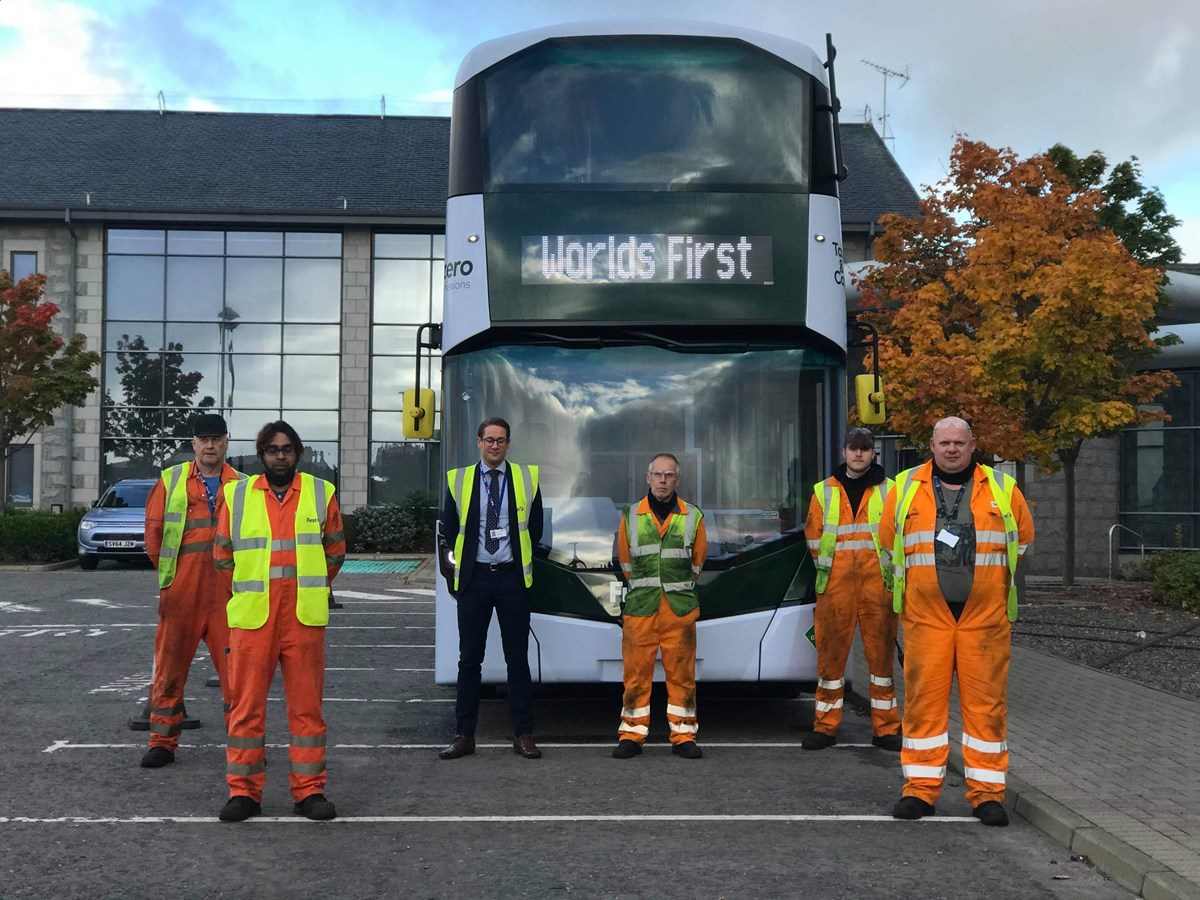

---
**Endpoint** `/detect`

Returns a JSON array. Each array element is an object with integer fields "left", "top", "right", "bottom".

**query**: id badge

[
  {"left": 489, "top": 527, "right": 508, "bottom": 540},
  {"left": 936, "top": 528, "right": 959, "bottom": 548}
]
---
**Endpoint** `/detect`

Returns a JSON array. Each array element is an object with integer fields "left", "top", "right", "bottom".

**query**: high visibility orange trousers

[
  {"left": 618, "top": 596, "right": 700, "bottom": 746},
  {"left": 900, "top": 584, "right": 1010, "bottom": 807},
  {"left": 812, "top": 572, "right": 899, "bottom": 738},
  {"left": 148, "top": 583, "right": 231, "bottom": 751},
  {"left": 225, "top": 602, "right": 327, "bottom": 803}
]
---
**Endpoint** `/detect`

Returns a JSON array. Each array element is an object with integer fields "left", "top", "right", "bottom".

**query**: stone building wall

[{"left": 337, "top": 227, "right": 371, "bottom": 512}]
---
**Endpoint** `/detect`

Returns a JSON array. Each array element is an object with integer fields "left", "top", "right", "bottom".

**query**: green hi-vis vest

[
  {"left": 223, "top": 473, "right": 334, "bottom": 629},
  {"left": 157, "top": 463, "right": 245, "bottom": 589},
  {"left": 890, "top": 464, "right": 1021, "bottom": 621},
  {"left": 624, "top": 503, "right": 703, "bottom": 617},
  {"left": 447, "top": 463, "right": 539, "bottom": 591},
  {"left": 811, "top": 478, "right": 894, "bottom": 594}
]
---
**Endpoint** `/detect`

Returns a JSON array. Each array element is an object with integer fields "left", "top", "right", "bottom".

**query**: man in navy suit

[{"left": 437, "top": 417, "right": 545, "bottom": 760}]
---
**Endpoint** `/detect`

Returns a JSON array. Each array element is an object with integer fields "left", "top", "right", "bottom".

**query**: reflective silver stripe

[
  {"left": 682, "top": 505, "right": 698, "bottom": 550},
  {"left": 297, "top": 576, "right": 327, "bottom": 588},
  {"left": 835, "top": 540, "right": 876, "bottom": 551},
  {"left": 151, "top": 703, "right": 185, "bottom": 716},
  {"left": 962, "top": 733, "right": 1007, "bottom": 754},
  {"left": 621, "top": 705, "right": 651, "bottom": 718},
  {"left": 976, "top": 553, "right": 1010, "bottom": 566},
  {"left": 903, "top": 764, "right": 947, "bottom": 779},
  {"left": 184, "top": 518, "right": 214, "bottom": 531},
  {"left": 903, "top": 531, "right": 936, "bottom": 547},
  {"left": 817, "top": 677, "right": 844, "bottom": 690},
  {"left": 806, "top": 539, "right": 821, "bottom": 551},
  {"left": 159, "top": 546, "right": 178, "bottom": 560},
  {"left": 230, "top": 478, "right": 250, "bottom": 545},
  {"left": 296, "top": 533, "right": 324, "bottom": 546},
  {"left": 870, "top": 698, "right": 898, "bottom": 710},
  {"left": 313, "top": 478, "right": 328, "bottom": 528},
  {"left": 231, "top": 537, "right": 268, "bottom": 551},
  {"left": 214, "top": 558, "right": 235, "bottom": 570},
  {"left": 232, "top": 579, "right": 265, "bottom": 592},
  {"left": 290, "top": 761, "right": 327, "bottom": 775},
  {"left": 1018, "top": 543, "right": 1030, "bottom": 555},
  {"left": 815, "top": 699, "right": 843, "bottom": 712},
  {"left": 631, "top": 544, "right": 659, "bottom": 557},
  {"left": 907, "top": 553, "right": 937, "bottom": 566},
  {"left": 628, "top": 577, "right": 659, "bottom": 589},
  {"left": 661, "top": 581, "right": 693, "bottom": 592},
  {"left": 271, "top": 539, "right": 297, "bottom": 551},
  {"left": 213, "top": 534, "right": 234, "bottom": 549},
  {"left": 836, "top": 524, "right": 872, "bottom": 535},
  {"left": 290, "top": 733, "right": 327, "bottom": 748},
  {"left": 323, "top": 530, "right": 345, "bottom": 543},
  {"left": 902, "top": 732, "right": 948, "bottom": 750},
  {"left": 163, "top": 512, "right": 185, "bottom": 524},
  {"left": 660, "top": 549, "right": 691, "bottom": 559},
  {"left": 619, "top": 724, "right": 649, "bottom": 736},
  {"left": 669, "top": 721, "right": 699, "bottom": 734},
  {"left": 620, "top": 563, "right": 632, "bottom": 576},
  {"left": 963, "top": 766, "right": 1006, "bottom": 784},
  {"left": 976, "top": 530, "right": 1008, "bottom": 543},
  {"left": 149, "top": 722, "right": 181, "bottom": 736},
  {"left": 228, "top": 735, "right": 266, "bottom": 749},
  {"left": 666, "top": 703, "right": 696, "bottom": 718},
  {"left": 690, "top": 563, "right": 702, "bottom": 575},
  {"left": 178, "top": 541, "right": 213, "bottom": 556},
  {"left": 269, "top": 566, "right": 298, "bottom": 579},
  {"left": 815, "top": 555, "right": 834, "bottom": 568},
  {"left": 869, "top": 674, "right": 893, "bottom": 687},
  {"left": 326, "top": 553, "right": 346, "bottom": 565},
  {"left": 226, "top": 761, "right": 265, "bottom": 776}
]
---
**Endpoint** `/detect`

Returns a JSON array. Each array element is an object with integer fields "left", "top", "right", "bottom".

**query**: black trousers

[{"left": 454, "top": 565, "right": 534, "bottom": 736}]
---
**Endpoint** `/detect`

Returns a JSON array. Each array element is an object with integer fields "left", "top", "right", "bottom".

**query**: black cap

[{"left": 192, "top": 413, "right": 228, "bottom": 437}]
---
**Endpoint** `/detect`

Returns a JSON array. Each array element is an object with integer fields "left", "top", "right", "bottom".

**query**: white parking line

[
  {"left": 0, "top": 813, "right": 979, "bottom": 825},
  {"left": 333, "top": 600, "right": 433, "bottom": 605},
  {"left": 388, "top": 588, "right": 434, "bottom": 596},
  {"left": 328, "top": 644, "right": 433, "bottom": 648},
  {"left": 44, "top": 740, "right": 873, "bottom": 753},
  {"left": 330, "top": 612, "right": 436, "bottom": 616},
  {"left": 325, "top": 667, "right": 376, "bottom": 671},
  {"left": 394, "top": 668, "right": 434, "bottom": 672}
]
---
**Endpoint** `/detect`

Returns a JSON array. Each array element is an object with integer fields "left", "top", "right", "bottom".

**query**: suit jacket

[{"left": 439, "top": 463, "right": 544, "bottom": 591}]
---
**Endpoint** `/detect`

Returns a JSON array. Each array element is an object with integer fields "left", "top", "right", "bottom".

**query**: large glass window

[
  {"left": 482, "top": 37, "right": 812, "bottom": 191},
  {"left": 441, "top": 345, "right": 834, "bottom": 570},
  {"left": 1120, "top": 371, "right": 1200, "bottom": 549},
  {"left": 5, "top": 444, "right": 35, "bottom": 507},
  {"left": 10, "top": 251, "right": 38, "bottom": 282},
  {"left": 103, "top": 228, "right": 342, "bottom": 486},
  {"left": 369, "top": 233, "right": 444, "bottom": 504}
]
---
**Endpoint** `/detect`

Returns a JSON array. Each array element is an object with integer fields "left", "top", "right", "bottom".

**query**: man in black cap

[{"left": 139, "top": 413, "right": 245, "bottom": 768}]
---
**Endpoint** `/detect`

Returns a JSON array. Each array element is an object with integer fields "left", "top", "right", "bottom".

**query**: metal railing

[{"left": 1108, "top": 524, "right": 1146, "bottom": 580}]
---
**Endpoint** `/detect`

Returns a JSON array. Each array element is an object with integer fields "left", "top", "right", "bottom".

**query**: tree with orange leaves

[
  {"left": 858, "top": 137, "right": 1177, "bottom": 585},
  {"left": 1, "top": 270, "right": 99, "bottom": 507}
]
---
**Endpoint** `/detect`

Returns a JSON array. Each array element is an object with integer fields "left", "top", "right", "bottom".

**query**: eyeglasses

[
  {"left": 649, "top": 471, "right": 679, "bottom": 480},
  {"left": 263, "top": 445, "right": 297, "bottom": 458},
  {"left": 480, "top": 437, "right": 508, "bottom": 446}
]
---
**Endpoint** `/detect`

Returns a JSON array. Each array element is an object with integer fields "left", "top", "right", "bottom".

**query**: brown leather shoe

[
  {"left": 438, "top": 734, "right": 475, "bottom": 760},
  {"left": 513, "top": 734, "right": 542, "bottom": 759}
]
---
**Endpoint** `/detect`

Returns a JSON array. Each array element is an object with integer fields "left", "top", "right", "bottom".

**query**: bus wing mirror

[
  {"left": 403, "top": 389, "right": 436, "bottom": 439},
  {"left": 855, "top": 374, "right": 886, "bottom": 425}
]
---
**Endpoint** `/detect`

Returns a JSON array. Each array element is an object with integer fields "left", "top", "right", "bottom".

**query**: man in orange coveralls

[
  {"left": 212, "top": 421, "right": 346, "bottom": 822},
  {"left": 802, "top": 427, "right": 900, "bottom": 752},
  {"left": 140, "top": 413, "right": 242, "bottom": 769},
  {"left": 613, "top": 452, "right": 708, "bottom": 760},
  {"left": 880, "top": 417, "right": 1033, "bottom": 827}
]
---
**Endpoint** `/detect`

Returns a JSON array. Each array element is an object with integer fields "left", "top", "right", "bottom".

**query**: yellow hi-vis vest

[
  {"left": 447, "top": 463, "right": 539, "bottom": 591},
  {"left": 890, "top": 464, "right": 1021, "bottom": 621},
  {"left": 223, "top": 473, "right": 334, "bottom": 629},
  {"left": 157, "top": 462, "right": 245, "bottom": 589},
  {"left": 811, "top": 478, "right": 894, "bottom": 594},
  {"left": 624, "top": 503, "right": 703, "bottom": 617}
]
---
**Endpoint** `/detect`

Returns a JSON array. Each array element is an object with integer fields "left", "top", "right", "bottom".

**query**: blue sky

[{"left": 2, "top": 0, "right": 1198, "bottom": 260}]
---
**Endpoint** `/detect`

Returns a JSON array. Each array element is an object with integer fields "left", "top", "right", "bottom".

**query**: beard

[{"left": 263, "top": 461, "right": 298, "bottom": 489}]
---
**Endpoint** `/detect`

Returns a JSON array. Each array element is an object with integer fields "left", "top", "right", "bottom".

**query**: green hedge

[
  {"left": 349, "top": 492, "right": 436, "bottom": 553},
  {"left": 1148, "top": 551, "right": 1200, "bottom": 613},
  {"left": 0, "top": 507, "right": 86, "bottom": 563}
]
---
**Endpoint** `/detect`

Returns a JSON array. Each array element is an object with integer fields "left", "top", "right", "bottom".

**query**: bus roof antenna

[{"left": 860, "top": 59, "right": 909, "bottom": 150}]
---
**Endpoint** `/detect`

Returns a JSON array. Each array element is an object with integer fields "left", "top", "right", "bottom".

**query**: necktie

[{"left": 485, "top": 469, "right": 501, "bottom": 554}]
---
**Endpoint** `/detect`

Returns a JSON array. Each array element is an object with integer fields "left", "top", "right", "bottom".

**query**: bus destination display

[{"left": 522, "top": 234, "right": 774, "bottom": 285}]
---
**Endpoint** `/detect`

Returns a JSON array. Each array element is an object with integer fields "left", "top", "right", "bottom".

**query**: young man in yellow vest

[
  {"left": 437, "top": 417, "right": 545, "bottom": 761},
  {"left": 613, "top": 452, "right": 708, "bottom": 760},
  {"left": 140, "top": 413, "right": 242, "bottom": 769},
  {"left": 880, "top": 417, "right": 1034, "bottom": 827},
  {"left": 802, "top": 427, "right": 901, "bottom": 752},
  {"left": 212, "top": 421, "right": 346, "bottom": 822}
]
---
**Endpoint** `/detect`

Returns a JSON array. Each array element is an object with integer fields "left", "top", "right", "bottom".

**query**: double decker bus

[{"left": 412, "top": 21, "right": 866, "bottom": 688}]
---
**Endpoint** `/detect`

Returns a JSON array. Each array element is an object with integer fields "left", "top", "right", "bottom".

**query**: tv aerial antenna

[{"left": 861, "top": 59, "right": 910, "bottom": 150}]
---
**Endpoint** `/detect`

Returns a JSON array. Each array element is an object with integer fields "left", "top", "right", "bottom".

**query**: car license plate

[{"left": 105, "top": 540, "right": 137, "bottom": 549}]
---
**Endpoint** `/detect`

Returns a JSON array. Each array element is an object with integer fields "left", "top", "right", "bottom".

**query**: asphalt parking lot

[{"left": 0, "top": 566, "right": 1134, "bottom": 899}]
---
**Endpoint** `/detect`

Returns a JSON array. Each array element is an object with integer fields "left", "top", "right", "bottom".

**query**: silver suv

[{"left": 77, "top": 478, "right": 155, "bottom": 570}]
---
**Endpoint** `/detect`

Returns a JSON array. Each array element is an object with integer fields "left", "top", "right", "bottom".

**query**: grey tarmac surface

[{"left": 0, "top": 567, "right": 1131, "bottom": 900}]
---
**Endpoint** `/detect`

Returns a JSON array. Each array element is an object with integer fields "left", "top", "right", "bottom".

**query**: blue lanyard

[{"left": 932, "top": 476, "right": 966, "bottom": 521}]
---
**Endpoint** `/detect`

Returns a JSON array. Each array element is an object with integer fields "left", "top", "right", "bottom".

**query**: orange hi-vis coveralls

[
  {"left": 804, "top": 471, "right": 899, "bottom": 739},
  {"left": 616, "top": 497, "right": 707, "bottom": 746},
  {"left": 144, "top": 461, "right": 242, "bottom": 751},
  {"left": 879, "top": 461, "right": 1033, "bottom": 808},
  {"left": 213, "top": 472, "right": 345, "bottom": 804}
]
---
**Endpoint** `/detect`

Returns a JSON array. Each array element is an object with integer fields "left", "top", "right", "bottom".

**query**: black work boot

[
  {"left": 612, "top": 739, "right": 643, "bottom": 759},
  {"left": 219, "top": 795, "right": 261, "bottom": 823},
  {"left": 972, "top": 800, "right": 1009, "bottom": 827},
  {"left": 892, "top": 796, "right": 936, "bottom": 820},
  {"left": 139, "top": 747, "right": 175, "bottom": 768}
]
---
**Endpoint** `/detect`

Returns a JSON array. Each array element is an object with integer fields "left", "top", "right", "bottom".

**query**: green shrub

[
  {"left": 0, "top": 507, "right": 86, "bottom": 563},
  {"left": 350, "top": 492, "right": 436, "bottom": 553},
  {"left": 1148, "top": 550, "right": 1200, "bottom": 613}
]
